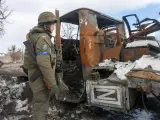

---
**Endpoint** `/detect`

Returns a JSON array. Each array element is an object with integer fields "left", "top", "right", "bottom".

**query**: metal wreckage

[{"left": 24, "top": 8, "right": 160, "bottom": 113}]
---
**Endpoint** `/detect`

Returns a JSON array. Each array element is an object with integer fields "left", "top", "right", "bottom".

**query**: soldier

[{"left": 23, "top": 12, "right": 58, "bottom": 120}]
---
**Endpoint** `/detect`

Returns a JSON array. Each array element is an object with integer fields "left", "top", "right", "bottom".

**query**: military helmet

[{"left": 38, "top": 11, "right": 58, "bottom": 24}]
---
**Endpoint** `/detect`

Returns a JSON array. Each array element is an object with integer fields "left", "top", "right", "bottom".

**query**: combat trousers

[{"left": 32, "top": 89, "right": 51, "bottom": 120}]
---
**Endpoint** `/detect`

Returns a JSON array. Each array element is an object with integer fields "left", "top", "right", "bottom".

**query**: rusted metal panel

[
  {"left": 126, "top": 71, "right": 160, "bottom": 82},
  {"left": 127, "top": 76, "right": 160, "bottom": 95},
  {"left": 79, "top": 10, "right": 102, "bottom": 67},
  {"left": 103, "top": 46, "right": 122, "bottom": 60},
  {"left": 126, "top": 70, "right": 160, "bottom": 93},
  {"left": 94, "top": 39, "right": 104, "bottom": 44},
  {"left": 102, "top": 26, "right": 123, "bottom": 61},
  {"left": 121, "top": 47, "right": 149, "bottom": 62},
  {"left": 116, "top": 23, "right": 126, "bottom": 45}
]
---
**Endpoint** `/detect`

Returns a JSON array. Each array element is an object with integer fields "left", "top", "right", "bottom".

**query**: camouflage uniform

[{"left": 23, "top": 12, "right": 57, "bottom": 120}]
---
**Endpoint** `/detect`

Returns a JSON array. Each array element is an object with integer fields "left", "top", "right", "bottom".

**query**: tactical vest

[{"left": 23, "top": 32, "right": 56, "bottom": 70}]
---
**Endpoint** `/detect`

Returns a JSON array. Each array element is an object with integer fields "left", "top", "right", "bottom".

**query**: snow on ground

[
  {"left": 0, "top": 76, "right": 28, "bottom": 115},
  {"left": 99, "top": 54, "right": 160, "bottom": 80},
  {"left": 126, "top": 40, "right": 160, "bottom": 48},
  {"left": 15, "top": 99, "right": 28, "bottom": 112},
  {"left": 131, "top": 108, "right": 153, "bottom": 120},
  {"left": 0, "top": 80, "right": 6, "bottom": 87},
  {"left": 8, "top": 115, "right": 30, "bottom": 120}
]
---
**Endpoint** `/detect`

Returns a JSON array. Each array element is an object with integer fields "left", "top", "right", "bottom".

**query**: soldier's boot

[{"left": 32, "top": 89, "right": 50, "bottom": 120}]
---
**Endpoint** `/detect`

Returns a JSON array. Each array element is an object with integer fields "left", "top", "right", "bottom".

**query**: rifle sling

[{"left": 23, "top": 40, "right": 43, "bottom": 82}]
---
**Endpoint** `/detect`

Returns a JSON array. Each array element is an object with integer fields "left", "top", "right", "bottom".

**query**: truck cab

[{"left": 56, "top": 8, "right": 127, "bottom": 111}]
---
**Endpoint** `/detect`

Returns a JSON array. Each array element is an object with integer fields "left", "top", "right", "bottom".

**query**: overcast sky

[{"left": 0, "top": 0, "right": 160, "bottom": 53}]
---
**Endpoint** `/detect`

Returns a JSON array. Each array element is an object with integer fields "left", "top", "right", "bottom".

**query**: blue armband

[{"left": 37, "top": 52, "right": 49, "bottom": 56}]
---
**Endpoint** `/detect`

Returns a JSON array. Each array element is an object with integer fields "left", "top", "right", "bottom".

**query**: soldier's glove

[
  {"left": 44, "top": 80, "right": 57, "bottom": 93},
  {"left": 50, "top": 85, "right": 58, "bottom": 104},
  {"left": 51, "top": 85, "right": 57, "bottom": 94}
]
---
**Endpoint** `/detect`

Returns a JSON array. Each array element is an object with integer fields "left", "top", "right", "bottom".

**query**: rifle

[{"left": 23, "top": 40, "right": 42, "bottom": 81}]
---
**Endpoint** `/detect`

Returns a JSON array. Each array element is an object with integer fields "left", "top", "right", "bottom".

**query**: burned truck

[
  {"left": 54, "top": 8, "right": 160, "bottom": 113},
  {"left": 55, "top": 8, "right": 125, "bottom": 103}
]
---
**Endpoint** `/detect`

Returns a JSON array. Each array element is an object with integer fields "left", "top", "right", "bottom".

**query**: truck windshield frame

[{"left": 60, "top": 8, "right": 123, "bottom": 29}]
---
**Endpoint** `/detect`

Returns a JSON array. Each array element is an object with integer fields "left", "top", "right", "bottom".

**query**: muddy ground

[{"left": 0, "top": 64, "right": 160, "bottom": 120}]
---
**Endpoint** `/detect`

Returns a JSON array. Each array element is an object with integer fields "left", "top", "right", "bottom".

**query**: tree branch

[
  {"left": 0, "top": 0, "right": 12, "bottom": 36},
  {"left": 61, "top": 23, "right": 78, "bottom": 39}
]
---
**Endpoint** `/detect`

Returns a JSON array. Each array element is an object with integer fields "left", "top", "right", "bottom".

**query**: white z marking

[
  {"left": 91, "top": 85, "right": 122, "bottom": 106},
  {"left": 96, "top": 89, "right": 116, "bottom": 101}
]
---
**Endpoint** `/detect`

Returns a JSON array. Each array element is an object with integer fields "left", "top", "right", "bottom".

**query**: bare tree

[
  {"left": 9, "top": 45, "right": 22, "bottom": 62},
  {"left": 61, "top": 23, "right": 78, "bottom": 39},
  {"left": 0, "top": 0, "right": 12, "bottom": 36}
]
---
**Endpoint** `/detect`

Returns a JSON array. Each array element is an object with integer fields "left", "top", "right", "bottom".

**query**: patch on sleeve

[
  {"left": 42, "top": 44, "right": 48, "bottom": 50},
  {"left": 41, "top": 35, "right": 46, "bottom": 38},
  {"left": 40, "top": 34, "right": 47, "bottom": 38}
]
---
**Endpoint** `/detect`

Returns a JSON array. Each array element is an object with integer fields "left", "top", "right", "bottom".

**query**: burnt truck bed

[
  {"left": 121, "top": 44, "right": 160, "bottom": 62},
  {"left": 86, "top": 42, "right": 160, "bottom": 112}
]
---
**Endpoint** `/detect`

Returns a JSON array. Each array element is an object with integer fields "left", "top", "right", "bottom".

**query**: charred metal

[{"left": 56, "top": 8, "right": 160, "bottom": 113}]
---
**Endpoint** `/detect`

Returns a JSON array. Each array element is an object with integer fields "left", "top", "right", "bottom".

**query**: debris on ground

[{"left": 0, "top": 67, "right": 160, "bottom": 119}]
